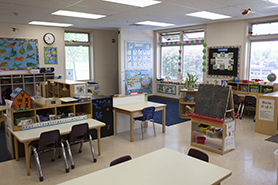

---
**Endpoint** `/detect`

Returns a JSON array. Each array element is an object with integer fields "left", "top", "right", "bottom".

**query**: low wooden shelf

[{"left": 179, "top": 89, "right": 198, "bottom": 119}]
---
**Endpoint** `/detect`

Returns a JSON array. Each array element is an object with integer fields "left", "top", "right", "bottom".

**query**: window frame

[
  {"left": 64, "top": 31, "right": 92, "bottom": 81},
  {"left": 158, "top": 26, "right": 206, "bottom": 81}
]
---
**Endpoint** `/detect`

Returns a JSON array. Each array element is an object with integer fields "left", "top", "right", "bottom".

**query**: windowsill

[{"left": 157, "top": 80, "right": 185, "bottom": 85}]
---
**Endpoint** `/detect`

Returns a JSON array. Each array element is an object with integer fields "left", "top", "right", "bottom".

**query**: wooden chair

[
  {"left": 134, "top": 106, "right": 156, "bottom": 140},
  {"left": 110, "top": 155, "right": 132, "bottom": 167},
  {"left": 188, "top": 148, "right": 209, "bottom": 162},
  {"left": 65, "top": 123, "right": 97, "bottom": 169},
  {"left": 29, "top": 129, "right": 69, "bottom": 182}
]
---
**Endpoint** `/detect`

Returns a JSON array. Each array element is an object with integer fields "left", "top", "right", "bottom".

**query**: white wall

[
  {"left": 0, "top": 23, "right": 65, "bottom": 76},
  {"left": 0, "top": 23, "right": 119, "bottom": 95},
  {"left": 118, "top": 28, "right": 153, "bottom": 95}
]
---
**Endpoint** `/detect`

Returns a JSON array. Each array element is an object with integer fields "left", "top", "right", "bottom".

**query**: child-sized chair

[
  {"left": 240, "top": 95, "right": 256, "bottom": 121},
  {"left": 29, "top": 129, "right": 69, "bottom": 182}
]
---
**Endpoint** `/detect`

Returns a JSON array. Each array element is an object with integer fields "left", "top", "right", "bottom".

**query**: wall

[
  {"left": 118, "top": 28, "right": 153, "bottom": 95},
  {"left": 0, "top": 23, "right": 65, "bottom": 76},
  {"left": 0, "top": 23, "right": 119, "bottom": 96}
]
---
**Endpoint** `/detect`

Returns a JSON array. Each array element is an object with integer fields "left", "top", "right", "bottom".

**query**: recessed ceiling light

[
  {"left": 136, "top": 21, "right": 174, "bottom": 27},
  {"left": 28, "top": 21, "right": 72, "bottom": 27},
  {"left": 102, "top": 0, "right": 161, "bottom": 7},
  {"left": 52, "top": 10, "right": 106, "bottom": 19},
  {"left": 268, "top": 0, "right": 278, "bottom": 4},
  {"left": 186, "top": 11, "right": 231, "bottom": 20}
]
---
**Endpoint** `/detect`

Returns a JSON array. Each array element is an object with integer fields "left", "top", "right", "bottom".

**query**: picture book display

[{"left": 125, "top": 69, "right": 152, "bottom": 95}]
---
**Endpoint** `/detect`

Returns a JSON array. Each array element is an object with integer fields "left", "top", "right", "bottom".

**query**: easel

[{"left": 189, "top": 84, "right": 236, "bottom": 155}]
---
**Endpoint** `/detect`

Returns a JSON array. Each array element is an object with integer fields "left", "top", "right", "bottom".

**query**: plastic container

[
  {"left": 15, "top": 116, "right": 35, "bottom": 126},
  {"left": 30, "top": 69, "right": 40, "bottom": 74},
  {"left": 242, "top": 80, "right": 249, "bottom": 83},
  {"left": 73, "top": 93, "right": 92, "bottom": 102},
  {"left": 197, "top": 136, "right": 206, "bottom": 144},
  {"left": 206, "top": 129, "right": 222, "bottom": 138}
]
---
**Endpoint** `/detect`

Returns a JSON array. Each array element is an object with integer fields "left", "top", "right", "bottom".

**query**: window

[
  {"left": 64, "top": 32, "right": 91, "bottom": 81},
  {"left": 248, "top": 22, "right": 278, "bottom": 81},
  {"left": 160, "top": 30, "right": 204, "bottom": 81}
]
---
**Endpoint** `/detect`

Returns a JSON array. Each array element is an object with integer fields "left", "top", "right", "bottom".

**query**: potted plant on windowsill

[{"left": 184, "top": 73, "right": 198, "bottom": 90}]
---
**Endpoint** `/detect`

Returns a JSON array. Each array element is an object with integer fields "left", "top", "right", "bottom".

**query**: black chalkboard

[{"left": 194, "top": 84, "right": 230, "bottom": 119}]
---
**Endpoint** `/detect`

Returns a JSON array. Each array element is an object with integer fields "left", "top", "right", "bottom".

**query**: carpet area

[
  {"left": 265, "top": 134, "right": 278, "bottom": 144},
  {"left": 148, "top": 97, "right": 190, "bottom": 126}
]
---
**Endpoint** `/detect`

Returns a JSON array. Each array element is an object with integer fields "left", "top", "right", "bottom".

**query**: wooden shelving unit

[
  {"left": 227, "top": 80, "right": 278, "bottom": 96},
  {"left": 47, "top": 79, "right": 87, "bottom": 98},
  {"left": 0, "top": 73, "right": 54, "bottom": 104},
  {"left": 179, "top": 89, "right": 198, "bottom": 119},
  {"left": 11, "top": 101, "right": 92, "bottom": 131}
]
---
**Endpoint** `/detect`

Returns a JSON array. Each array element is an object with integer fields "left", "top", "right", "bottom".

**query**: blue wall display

[{"left": 125, "top": 69, "right": 152, "bottom": 95}]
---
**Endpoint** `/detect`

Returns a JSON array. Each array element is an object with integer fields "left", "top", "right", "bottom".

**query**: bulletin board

[
  {"left": 207, "top": 46, "right": 240, "bottom": 78},
  {"left": 0, "top": 37, "right": 39, "bottom": 70},
  {"left": 125, "top": 41, "right": 152, "bottom": 69},
  {"left": 125, "top": 69, "right": 152, "bottom": 95},
  {"left": 157, "top": 84, "right": 176, "bottom": 95}
]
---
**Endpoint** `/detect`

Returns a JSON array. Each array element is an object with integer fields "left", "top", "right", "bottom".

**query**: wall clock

[{"left": 43, "top": 33, "right": 55, "bottom": 45}]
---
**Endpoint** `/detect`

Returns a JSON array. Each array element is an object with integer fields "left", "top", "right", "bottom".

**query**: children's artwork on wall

[
  {"left": 0, "top": 37, "right": 39, "bottom": 70},
  {"left": 125, "top": 69, "right": 152, "bottom": 95},
  {"left": 44, "top": 47, "right": 58, "bottom": 65},
  {"left": 125, "top": 41, "right": 152, "bottom": 69},
  {"left": 75, "top": 85, "right": 86, "bottom": 93},
  {"left": 207, "top": 46, "right": 240, "bottom": 78}
]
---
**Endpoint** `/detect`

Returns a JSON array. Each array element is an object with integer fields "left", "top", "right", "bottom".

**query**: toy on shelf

[
  {"left": 186, "top": 95, "right": 195, "bottom": 102},
  {"left": 10, "top": 87, "right": 31, "bottom": 111}
]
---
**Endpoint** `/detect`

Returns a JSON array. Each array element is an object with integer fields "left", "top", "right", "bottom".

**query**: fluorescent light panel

[
  {"left": 268, "top": 0, "right": 278, "bottom": 4},
  {"left": 52, "top": 10, "right": 106, "bottom": 19},
  {"left": 102, "top": 0, "right": 161, "bottom": 7},
  {"left": 29, "top": 21, "right": 72, "bottom": 27},
  {"left": 186, "top": 11, "right": 231, "bottom": 20},
  {"left": 136, "top": 21, "right": 174, "bottom": 27}
]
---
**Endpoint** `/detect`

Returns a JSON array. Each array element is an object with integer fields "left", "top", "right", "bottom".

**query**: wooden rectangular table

[
  {"left": 58, "top": 148, "right": 232, "bottom": 185},
  {"left": 8, "top": 118, "right": 105, "bottom": 176},
  {"left": 113, "top": 101, "right": 166, "bottom": 142}
]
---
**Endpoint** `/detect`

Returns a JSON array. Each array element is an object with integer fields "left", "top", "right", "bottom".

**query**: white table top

[
  {"left": 9, "top": 118, "right": 106, "bottom": 143},
  {"left": 58, "top": 148, "right": 232, "bottom": 185},
  {"left": 113, "top": 101, "right": 166, "bottom": 112}
]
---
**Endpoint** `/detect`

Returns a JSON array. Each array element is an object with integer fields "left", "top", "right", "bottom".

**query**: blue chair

[
  {"left": 29, "top": 129, "right": 69, "bottom": 182},
  {"left": 134, "top": 106, "right": 156, "bottom": 140}
]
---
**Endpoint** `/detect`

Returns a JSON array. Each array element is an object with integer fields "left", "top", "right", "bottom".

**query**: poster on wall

[
  {"left": 207, "top": 46, "right": 240, "bottom": 78},
  {"left": 125, "top": 41, "right": 152, "bottom": 69},
  {"left": 0, "top": 37, "right": 39, "bottom": 70},
  {"left": 44, "top": 47, "right": 58, "bottom": 65},
  {"left": 157, "top": 84, "right": 176, "bottom": 95},
  {"left": 125, "top": 69, "right": 152, "bottom": 95}
]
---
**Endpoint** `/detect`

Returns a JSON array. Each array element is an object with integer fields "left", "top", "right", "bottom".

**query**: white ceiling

[{"left": 0, "top": 0, "right": 278, "bottom": 30}]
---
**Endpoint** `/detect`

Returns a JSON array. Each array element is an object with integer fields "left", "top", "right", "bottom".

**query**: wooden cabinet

[
  {"left": 179, "top": 89, "right": 198, "bottom": 119},
  {"left": 0, "top": 73, "right": 54, "bottom": 104},
  {"left": 47, "top": 79, "right": 87, "bottom": 98},
  {"left": 11, "top": 101, "right": 92, "bottom": 131},
  {"left": 227, "top": 80, "right": 278, "bottom": 96}
]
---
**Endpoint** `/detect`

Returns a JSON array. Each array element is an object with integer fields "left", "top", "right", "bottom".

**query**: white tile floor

[{"left": 0, "top": 116, "right": 277, "bottom": 185}]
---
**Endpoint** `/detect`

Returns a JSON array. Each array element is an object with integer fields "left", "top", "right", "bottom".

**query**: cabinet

[
  {"left": 179, "top": 89, "right": 198, "bottom": 119},
  {"left": 190, "top": 118, "right": 235, "bottom": 155},
  {"left": 227, "top": 80, "right": 278, "bottom": 96},
  {"left": 91, "top": 95, "right": 113, "bottom": 138},
  {"left": 10, "top": 101, "right": 92, "bottom": 131},
  {"left": 0, "top": 73, "right": 54, "bottom": 104},
  {"left": 47, "top": 79, "right": 87, "bottom": 98}
]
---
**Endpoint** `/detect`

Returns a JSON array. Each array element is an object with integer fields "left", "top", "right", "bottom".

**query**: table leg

[
  {"left": 162, "top": 106, "right": 166, "bottom": 133},
  {"left": 13, "top": 136, "right": 19, "bottom": 161},
  {"left": 24, "top": 142, "right": 31, "bottom": 176},
  {"left": 130, "top": 113, "right": 134, "bottom": 142},
  {"left": 97, "top": 128, "right": 101, "bottom": 156}
]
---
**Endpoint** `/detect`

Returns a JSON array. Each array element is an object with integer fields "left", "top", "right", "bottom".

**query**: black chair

[
  {"left": 110, "top": 155, "right": 132, "bottom": 167},
  {"left": 29, "top": 130, "right": 69, "bottom": 182},
  {"left": 134, "top": 106, "right": 156, "bottom": 140},
  {"left": 233, "top": 94, "right": 242, "bottom": 115},
  {"left": 65, "top": 123, "right": 97, "bottom": 169},
  {"left": 240, "top": 95, "right": 256, "bottom": 121},
  {"left": 188, "top": 148, "right": 209, "bottom": 162}
]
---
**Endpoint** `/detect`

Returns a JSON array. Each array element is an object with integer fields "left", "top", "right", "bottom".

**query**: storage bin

[
  {"left": 197, "top": 136, "right": 206, "bottom": 144},
  {"left": 73, "top": 93, "right": 92, "bottom": 102},
  {"left": 198, "top": 124, "right": 210, "bottom": 133},
  {"left": 15, "top": 116, "right": 35, "bottom": 126},
  {"left": 206, "top": 129, "right": 222, "bottom": 138}
]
